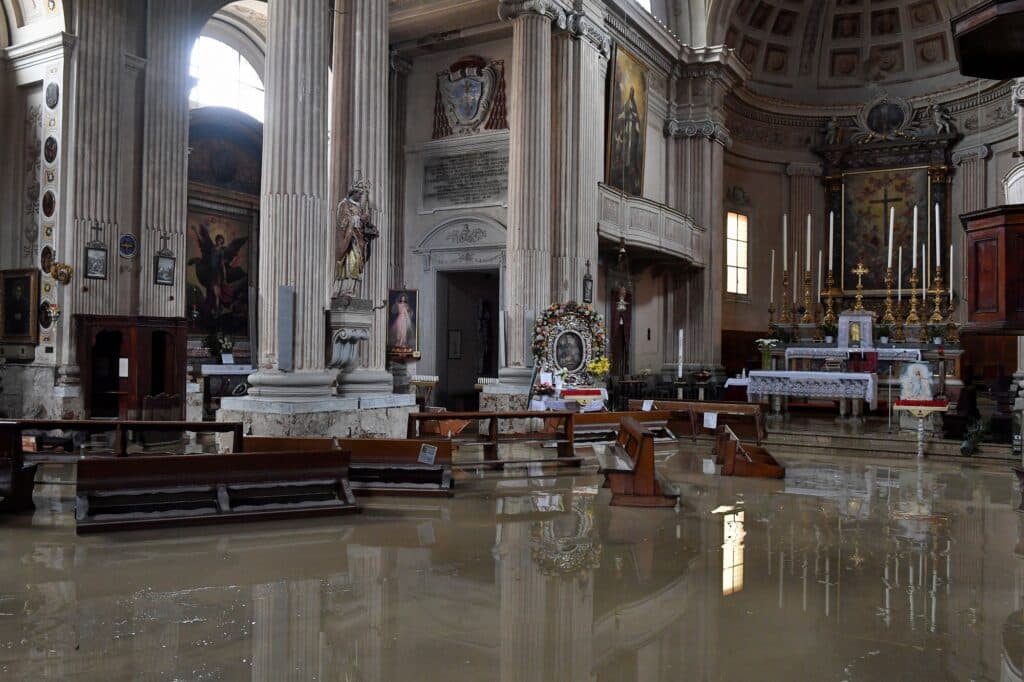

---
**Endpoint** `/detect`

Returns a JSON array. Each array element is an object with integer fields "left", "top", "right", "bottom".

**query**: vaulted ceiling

[{"left": 706, "top": 0, "right": 987, "bottom": 104}]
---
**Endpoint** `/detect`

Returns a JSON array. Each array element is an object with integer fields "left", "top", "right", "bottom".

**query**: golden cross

[
  {"left": 851, "top": 262, "right": 869, "bottom": 311},
  {"left": 851, "top": 262, "right": 869, "bottom": 281}
]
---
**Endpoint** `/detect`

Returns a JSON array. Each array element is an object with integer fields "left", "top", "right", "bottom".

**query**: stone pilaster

[
  {"left": 664, "top": 49, "right": 748, "bottom": 369},
  {"left": 330, "top": 0, "right": 393, "bottom": 395},
  {"left": 1007, "top": 80, "right": 1024, "bottom": 204},
  {"left": 499, "top": 0, "right": 566, "bottom": 379},
  {"left": 138, "top": 1, "right": 191, "bottom": 317},
  {"left": 952, "top": 144, "right": 991, "bottom": 214},
  {"left": 785, "top": 162, "right": 823, "bottom": 276},
  {"left": 248, "top": 0, "right": 333, "bottom": 396},
  {"left": 551, "top": 5, "right": 609, "bottom": 303}
]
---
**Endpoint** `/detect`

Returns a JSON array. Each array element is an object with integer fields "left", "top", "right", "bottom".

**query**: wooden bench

[
  {"left": 0, "top": 421, "right": 39, "bottom": 512},
  {"left": 570, "top": 410, "right": 694, "bottom": 443},
  {"left": 627, "top": 400, "right": 766, "bottom": 444},
  {"left": 407, "top": 411, "right": 580, "bottom": 467},
  {"left": 714, "top": 425, "right": 785, "bottom": 479},
  {"left": 75, "top": 449, "right": 358, "bottom": 533},
  {"left": 595, "top": 417, "right": 679, "bottom": 507},
  {"left": 15, "top": 419, "right": 244, "bottom": 456},
  {"left": 242, "top": 436, "right": 454, "bottom": 496}
]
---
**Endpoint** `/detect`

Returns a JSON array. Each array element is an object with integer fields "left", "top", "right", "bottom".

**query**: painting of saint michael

[{"left": 605, "top": 46, "right": 648, "bottom": 197}]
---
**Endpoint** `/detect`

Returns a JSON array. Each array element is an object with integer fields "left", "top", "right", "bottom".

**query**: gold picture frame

[{"left": 0, "top": 268, "right": 40, "bottom": 344}]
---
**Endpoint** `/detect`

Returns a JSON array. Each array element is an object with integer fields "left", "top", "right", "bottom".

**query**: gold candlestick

[
  {"left": 946, "top": 294, "right": 960, "bottom": 345},
  {"left": 905, "top": 267, "right": 921, "bottom": 326},
  {"left": 802, "top": 270, "right": 813, "bottom": 323},
  {"left": 822, "top": 270, "right": 838, "bottom": 326},
  {"left": 780, "top": 269, "right": 793, "bottom": 324},
  {"left": 882, "top": 267, "right": 896, "bottom": 325},
  {"left": 893, "top": 299, "right": 907, "bottom": 341},
  {"left": 851, "top": 262, "right": 869, "bottom": 311},
  {"left": 768, "top": 301, "right": 776, "bottom": 327},
  {"left": 930, "top": 266, "right": 945, "bottom": 324}
]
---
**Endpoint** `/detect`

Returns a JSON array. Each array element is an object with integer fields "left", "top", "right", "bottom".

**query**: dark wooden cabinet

[
  {"left": 960, "top": 205, "right": 1024, "bottom": 334},
  {"left": 76, "top": 315, "right": 188, "bottom": 420}
]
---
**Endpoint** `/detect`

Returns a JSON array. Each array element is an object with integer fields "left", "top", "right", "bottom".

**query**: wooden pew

[
  {"left": 570, "top": 410, "right": 695, "bottom": 443},
  {"left": 14, "top": 419, "right": 244, "bottom": 456},
  {"left": 75, "top": 448, "right": 358, "bottom": 533},
  {"left": 714, "top": 425, "right": 785, "bottom": 479},
  {"left": 627, "top": 399, "right": 766, "bottom": 444},
  {"left": 242, "top": 436, "right": 454, "bottom": 496},
  {"left": 0, "top": 421, "right": 38, "bottom": 512},
  {"left": 595, "top": 417, "right": 679, "bottom": 507},
  {"left": 407, "top": 411, "right": 580, "bottom": 467}
]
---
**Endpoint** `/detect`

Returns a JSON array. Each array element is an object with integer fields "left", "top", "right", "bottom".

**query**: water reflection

[{"left": 0, "top": 454, "right": 1020, "bottom": 680}]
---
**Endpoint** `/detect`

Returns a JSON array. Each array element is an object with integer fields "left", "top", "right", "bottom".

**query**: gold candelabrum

[
  {"left": 780, "top": 269, "right": 793, "bottom": 324},
  {"left": 768, "top": 301, "right": 776, "bottom": 327},
  {"left": 851, "top": 262, "right": 869, "bottom": 311},
  {"left": 946, "top": 294, "right": 960, "bottom": 344},
  {"left": 801, "top": 270, "right": 813, "bottom": 323},
  {"left": 882, "top": 267, "right": 896, "bottom": 326},
  {"left": 893, "top": 299, "right": 907, "bottom": 341},
  {"left": 905, "top": 267, "right": 921, "bottom": 326},
  {"left": 930, "top": 266, "right": 945, "bottom": 325},
  {"left": 822, "top": 270, "right": 838, "bottom": 326}
]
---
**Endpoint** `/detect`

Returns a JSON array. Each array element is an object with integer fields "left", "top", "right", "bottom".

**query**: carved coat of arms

[{"left": 433, "top": 56, "right": 507, "bottom": 138}]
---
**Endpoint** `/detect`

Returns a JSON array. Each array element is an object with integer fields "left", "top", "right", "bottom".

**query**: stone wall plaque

[{"left": 421, "top": 148, "right": 509, "bottom": 213}]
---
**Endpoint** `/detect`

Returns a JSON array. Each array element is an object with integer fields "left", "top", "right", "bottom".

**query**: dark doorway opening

[{"left": 436, "top": 270, "right": 500, "bottom": 410}]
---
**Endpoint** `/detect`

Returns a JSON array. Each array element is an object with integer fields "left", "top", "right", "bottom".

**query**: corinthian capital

[
  {"left": 498, "top": 0, "right": 568, "bottom": 29},
  {"left": 664, "top": 118, "right": 732, "bottom": 149},
  {"left": 568, "top": 10, "right": 610, "bottom": 59}
]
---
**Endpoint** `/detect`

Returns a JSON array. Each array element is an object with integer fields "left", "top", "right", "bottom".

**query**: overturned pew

[
  {"left": 0, "top": 421, "right": 38, "bottom": 512},
  {"left": 627, "top": 399, "right": 767, "bottom": 444},
  {"left": 75, "top": 449, "right": 358, "bottom": 533},
  {"left": 596, "top": 417, "right": 679, "bottom": 508},
  {"left": 714, "top": 425, "right": 785, "bottom": 479},
  {"left": 570, "top": 410, "right": 692, "bottom": 443}
]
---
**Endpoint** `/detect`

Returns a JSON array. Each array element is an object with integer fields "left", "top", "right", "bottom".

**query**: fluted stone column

[
  {"left": 551, "top": 5, "right": 609, "bottom": 303},
  {"left": 138, "top": 2, "right": 191, "bottom": 317},
  {"left": 953, "top": 145, "right": 991, "bottom": 214},
  {"left": 248, "top": 0, "right": 333, "bottom": 396},
  {"left": 499, "top": 0, "right": 566, "bottom": 380},
  {"left": 665, "top": 51, "right": 748, "bottom": 369},
  {"left": 330, "top": 0, "right": 393, "bottom": 395},
  {"left": 786, "top": 162, "right": 823, "bottom": 276}
]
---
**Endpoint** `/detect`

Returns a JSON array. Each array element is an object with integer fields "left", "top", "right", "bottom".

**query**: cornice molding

[
  {"left": 786, "top": 162, "right": 822, "bottom": 177},
  {"left": 665, "top": 118, "right": 732, "bottom": 148},
  {"left": 568, "top": 10, "right": 610, "bottom": 59},
  {"left": 602, "top": 10, "right": 673, "bottom": 75}
]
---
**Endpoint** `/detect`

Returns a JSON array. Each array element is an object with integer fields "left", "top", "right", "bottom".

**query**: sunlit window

[
  {"left": 726, "top": 211, "right": 749, "bottom": 295},
  {"left": 189, "top": 36, "right": 264, "bottom": 122},
  {"left": 722, "top": 511, "right": 745, "bottom": 595},
  {"left": 634, "top": 0, "right": 653, "bottom": 12}
]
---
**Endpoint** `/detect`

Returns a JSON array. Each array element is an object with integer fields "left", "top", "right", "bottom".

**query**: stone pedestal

[
  {"left": 328, "top": 297, "right": 394, "bottom": 396},
  {"left": 218, "top": 394, "right": 415, "bottom": 440}
]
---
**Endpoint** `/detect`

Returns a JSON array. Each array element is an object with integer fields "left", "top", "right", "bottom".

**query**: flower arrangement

[
  {"left": 532, "top": 302, "right": 606, "bottom": 358},
  {"left": 203, "top": 331, "right": 235, "bottom": 358},
  {"left": 587, "top": 356, "right": 611, "bottom": 379},
  {"left": 535, "top": 381, "right": 556, "bottom": 396},
  {"left": 755, "top": 338, "right": 779, "bottom": 351}
]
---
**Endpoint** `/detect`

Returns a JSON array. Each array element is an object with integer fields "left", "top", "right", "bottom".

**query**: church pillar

[
  {"left": 953, "top": 145, "right": 991, "bottom": 214},
  {"left": 247, "top": 0, "right": 333, "bottom": 395},
  {"left": 551, "top": 4, "right": 609, "bottom": 303},
  {"left": 1008, "top": 80, "right": 1024, "bottom": 203},
  {"left": 330, "top": 0, "right": 394, "bottom": 396},
  {"left": 665, "top": 51, "right": 747, "bottom": 369},
  {"left": 388, "top": 53, "right": 413, "bottom": 393},
  {"left": 498, "top": 0, "right": 566, "bottom": 381},
  {"left": 138, "top": 1, "right": 192, "bottom": 318},
  {"left": 785, "top": 162, "right": 823, "bottom": 277}
]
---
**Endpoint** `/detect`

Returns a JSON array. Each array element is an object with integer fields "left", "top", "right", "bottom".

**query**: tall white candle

[
  {"left": 828, "top": 211, "right": 834, "bottom": 271},
  {"left": 912, "top": 205, "right": 918, "bottom": 268},
  {"left": 897, "top": 246, "right": 902, "bottom": 302},
  {"left": 887, "top": 206, "right": 895, "bottom": 268},
  {"left": 677, "top": 329, "right": 684, "bottom": 379},
  {"left": 817, "top": 250, "right": 822, "bottom": 302},
  {"left": 935, "top": 203, "right": 941, "bottom": 268},
  {"left": 783, "top": 215, "right": 788, "bottom": 271},
  {"left": 770, "top": 250, "right": 775, "bottom": 303},
  {"left": 806, "top": 214, "right": 812, "bottom": 269},
  {"left": 949, "top": 244, "right": 954, "bottom": 302}
]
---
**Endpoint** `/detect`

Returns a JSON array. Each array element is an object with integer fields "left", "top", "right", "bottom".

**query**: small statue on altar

[{"left": 333, "top": 178, "right": 378, "bottom": 299}]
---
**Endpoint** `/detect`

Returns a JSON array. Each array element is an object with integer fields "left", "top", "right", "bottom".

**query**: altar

[{"left": 747, "top": 370, "right": 878, "bottom": 416}]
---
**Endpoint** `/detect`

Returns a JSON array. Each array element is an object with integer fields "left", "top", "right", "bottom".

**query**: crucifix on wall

[{"left": 868, "top": 188, "right": 903, "bottom": 222}]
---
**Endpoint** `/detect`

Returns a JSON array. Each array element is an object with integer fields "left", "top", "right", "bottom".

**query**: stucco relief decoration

[
  {"left": 447, "top": 224, "right": 487, "bottom": 244},
  {"left": 532, "top": 302, "right": 607, "bottom": 387},
  {"left": 432, "top": 56, "right": 507, "bottom": 139}
]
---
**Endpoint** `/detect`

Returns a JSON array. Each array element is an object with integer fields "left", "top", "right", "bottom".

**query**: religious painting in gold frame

[
  {"left": 605, "top": 45, "right": 648, "bottom": 197},
  {"left": 840, "top": 166, "right": 937, "bottom": 293},
  {"left": 0, "top": 268, "right": 40, "bottom": 344}
]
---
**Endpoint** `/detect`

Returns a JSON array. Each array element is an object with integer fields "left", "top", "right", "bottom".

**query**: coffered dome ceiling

[{"left": 714, "top": 0, "right": 985, "bottom": 104}]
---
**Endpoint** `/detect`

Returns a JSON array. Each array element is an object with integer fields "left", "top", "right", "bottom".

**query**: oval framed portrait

[
  {"left": 44, "top": 136, "right": 58, "bottom": 164},
  {"left": 40, "top": 246, "right": 54, "bottom": 273},
  {"left": 39, "top": 301, "right": 54, "bottom": 330},
  {"left": 46, "top": 83, "right": 60, "bottom": 109},
  {"left": 118, "top": 233, "right": 138, "bottom": 259},
  {"left": 554, "top": 331, "right": 585, "bottom": 372},
  {"left": 42, "top": 191, "right": 56, "bottom": 218}
]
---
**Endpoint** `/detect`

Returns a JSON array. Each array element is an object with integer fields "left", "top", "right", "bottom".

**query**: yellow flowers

[{"left": 587, "top": 356, "right": 611, "bottom": 377}]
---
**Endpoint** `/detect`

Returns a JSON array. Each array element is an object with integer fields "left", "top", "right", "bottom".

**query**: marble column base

[
  {"left": 246, "top": 369, "right": 337, "bottom": 399},
  {"left": 337, "top": 368, "right": 396, "bottom": 397}
]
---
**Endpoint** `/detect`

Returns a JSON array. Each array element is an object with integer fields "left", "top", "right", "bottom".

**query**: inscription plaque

[{"left": 422, "top": 148, "right": 509, "bottom": 212}]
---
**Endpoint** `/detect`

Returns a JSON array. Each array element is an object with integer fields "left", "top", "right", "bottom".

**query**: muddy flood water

[{"left": 1, "top": 448, "right": 1021, "bottom": 680}]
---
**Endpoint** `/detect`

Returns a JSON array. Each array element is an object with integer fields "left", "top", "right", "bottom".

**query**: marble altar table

[{"left": 748, "top": 370, "right": 878, "bottom": 415}]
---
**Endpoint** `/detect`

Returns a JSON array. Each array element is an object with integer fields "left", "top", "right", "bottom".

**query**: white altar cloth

[
  {"left": 784, "top": 348, "right": 921, "bottom": 363},
  {"left": 748, "top": 370, "right": 878, "bottom": 409}
]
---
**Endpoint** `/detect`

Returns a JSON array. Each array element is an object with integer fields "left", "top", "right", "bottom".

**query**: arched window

[{"left": 189, "top": 36, "right": 265, "bottom": 122}]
